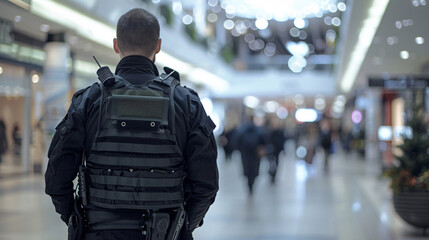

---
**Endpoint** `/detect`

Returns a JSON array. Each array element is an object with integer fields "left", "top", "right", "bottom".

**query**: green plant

[{"left": 386, "top": 104, "right": 429, "bottom": 194}]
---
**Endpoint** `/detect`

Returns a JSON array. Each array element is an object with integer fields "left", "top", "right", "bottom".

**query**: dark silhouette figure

[
  {"left": 0, "top": 120, "right": 8, "bottom": 165},
  {"left": 236, "top": 116, "right": 267, "bottom": 195},
  {"left": 319, "top": 118, "right": 333, "bottom": 170},
  {"left": 219, "top": 126, "right": 238, "bottom": 162},
  {"left": 267, "top": 118, "right": 285, "bottom": 184},
  {"left": 12, "top": 123, "right": 20, "bottom": 155}
]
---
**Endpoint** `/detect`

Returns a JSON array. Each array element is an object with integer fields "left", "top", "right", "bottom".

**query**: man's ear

[
  {"left": 113, "top": 38, "right": 120, "bottom": 54},
  {"left": 155, "top": 38, "right": 161, "bottom": 54}
]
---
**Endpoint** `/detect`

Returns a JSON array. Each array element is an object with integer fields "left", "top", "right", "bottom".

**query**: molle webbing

[
  {"left": 90, "top": 175, "right": 182, "bottom": 187},
  {"left": 89, "top": 188, "right": 182, "bottom": 202},
  {"left": 87, "top": 155, "right": 182, "bottom": 168},
  {"left": 87, "top": 75, "right": 184, "bottom": 210},
  {"left": 92, "top": 142, "right": 180, "bottom": 155}
]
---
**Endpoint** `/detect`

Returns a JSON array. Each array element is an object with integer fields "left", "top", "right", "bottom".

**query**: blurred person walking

[
  {"left": 45, "top": 8, "right": 218, "bottom": 240},
  {"left": 319, "top": 118, "right": 333, "bottom": 171},
  {"left": 0, "top": 119, "right": 7, "bottom": 166},
  {"left": 267, "top": 118, "right": 286, "bottom": 184},
  {"left": 218, "top": 126, "right": 238, "bottom": 162},
  {"left": 236, "top": 115, "right": 267, "bottom": 196},
  {"left": 12, "top": 123, "right": 20, "bottom": 155}
]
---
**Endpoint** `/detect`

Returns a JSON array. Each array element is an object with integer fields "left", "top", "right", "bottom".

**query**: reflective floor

[{"left": 0, "top": 142, "right": 427, "bottom": 240}]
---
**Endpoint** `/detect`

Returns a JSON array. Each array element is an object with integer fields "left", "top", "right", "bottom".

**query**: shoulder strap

[{"left": 155, "top": 73, "right": 180, "bottom": 136}]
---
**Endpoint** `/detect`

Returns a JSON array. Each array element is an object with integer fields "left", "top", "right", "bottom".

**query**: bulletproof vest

[{"left": 86, "top": 73, "right": 185, "bottom": 210}]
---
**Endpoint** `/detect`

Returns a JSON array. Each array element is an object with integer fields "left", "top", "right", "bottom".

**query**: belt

[{"left": 87, "top": 210, "right": 142, "bottom": 231}]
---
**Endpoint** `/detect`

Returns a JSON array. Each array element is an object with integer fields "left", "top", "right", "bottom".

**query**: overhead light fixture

[
  {"left": 243, "top": 96, "right": 260, "bottom": 109},
  {"left": 172, "top": 1, "right": 183, "bottom": 15},
  {"left": 223, "top": 19, "right": 235, "bottom": 30},
  {"left": 340, "top": 0, "right": 390, "bottom": 93},
  {"left": 400, "top": 50, "right": 410, "bottom": 59},
  {"left": 337, "top": 2, "right": 347, "bottom": 11},
  {"left": 32, "top": 74, "right": 40, "bottom": 83},
  {"left": 207, "top": 13, "right": 218, "bottom": 23},
  {"left": 40, "top": 24, "right": 51, "bottom": 33},
  {"left": 263, "top": 101, "right": 279, "bottom": 113},
  {"left": 182, "top": 15, "right": 193, "bottom": 25},
  {"left": 294, "top": 18, "right": 306, "bottom": 29},
  {"left": 295, "top": 108, "right": 318, "bottom": 122},
  {"left": 276, "top": 107, "right": 288, "bottom": 119},
  {"left": 0, "top": 66, "right": 3, "bottom": 75},
  {"left": 314, "top": 97, "right": 326, "bottom": 110},
  {"left": 14, "top": 15, "right": 22, "bottom": 22},
  {"left": 332, "top": 17, "right": 341, "bottom": 26},
  {"left": 208, "top": 0, "right": 218, "bottom": 7},
  {"left": 255, "top": 18, "right": 268, "bottom": 30},
  {"left": 415, "top": 37, "right": 425, "bottom": 45}
]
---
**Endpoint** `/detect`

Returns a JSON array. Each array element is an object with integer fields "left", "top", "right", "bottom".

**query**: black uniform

[{"left": 45, "top": 55, "right": 219, "bottom": 239}]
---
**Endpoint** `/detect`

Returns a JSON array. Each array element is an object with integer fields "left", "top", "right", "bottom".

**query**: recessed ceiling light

[
  {"left": 395, "top": 21, "right": 402, "bottom": 29},
  {"left": 324, "top": 16, "right": 332, "bottom": 25},
  {"left": 223, "top": 19, "right": 235, "bottom": 30},
  {"left": 337, "top": 2, "right": 347, "bottom": 11},
  {"left": 182, "top": 15, "right": 193, "bottom": 25},
  {"left": 31, "top": 74, "right": 40, "bottom": 83},
  {"left": 208, "top": 0, "right": 218, "bottom": 7},
  {"left": 255, "top": 18, "right": 268, "bottom": 30},
  {"left": 0, "top": 66, "right": 3, "bottom": 75},
  {"left": 412, "top": 0, "right": 420, "bottom": 6},
  {"left": 387, "top": 36, "right": 398, "bottom": 45},
  {"left": 420, "top": 0, "right": 427, "bottom": 6},
  {"left": 332, "top": 17, "right": 341, "bottom": 26},
  {"left": 294, "top": 18, "right": 306, "bottom": 29},
  {"left": 14, "top": 15, "right": 21, "bottom": 22},
  {"left": 40, "top": 24, "right": 50, "bottom": 32},
  {"left": 207, "top": 13, "right": 218, "bottom": 23},
  {"left": 400, "top": 50, "right": 410, "bottom": 59},
  {"left": 415, "top": 36, "right": 425, "bottom": 44}
]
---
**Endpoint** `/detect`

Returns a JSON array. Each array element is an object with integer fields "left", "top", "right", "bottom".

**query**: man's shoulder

[
  {"left": 71, "top": 82, "right": 101, "bottom": 108},
  {"left": 175, "top": 85, "right": 199, "bottom": 99}
]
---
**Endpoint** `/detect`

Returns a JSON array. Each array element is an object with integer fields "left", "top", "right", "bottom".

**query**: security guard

[{"left": 45, "top": 8, "right": 219, "bottom": 240}]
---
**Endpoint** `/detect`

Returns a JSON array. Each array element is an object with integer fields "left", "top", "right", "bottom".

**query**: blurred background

[{"left": 0, "top": 0, "right": 429, "bottom": 239}]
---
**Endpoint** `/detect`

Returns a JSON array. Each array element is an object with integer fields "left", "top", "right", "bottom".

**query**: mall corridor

[{"left": 0, "top": 144, "right": 426, "bottom": 240}]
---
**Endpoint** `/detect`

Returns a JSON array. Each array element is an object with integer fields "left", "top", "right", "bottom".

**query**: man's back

[{"left": 45, "top": 55, "right": 219, "bottom": 240}]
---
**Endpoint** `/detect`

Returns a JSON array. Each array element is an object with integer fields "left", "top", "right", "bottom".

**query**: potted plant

[{"left": 386, "top": 104, "right": 429, "bottom": 231}]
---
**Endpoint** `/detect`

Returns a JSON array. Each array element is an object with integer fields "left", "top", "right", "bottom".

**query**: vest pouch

[{"left": 107, "top": 95, "right": 169, "bottom": 127}]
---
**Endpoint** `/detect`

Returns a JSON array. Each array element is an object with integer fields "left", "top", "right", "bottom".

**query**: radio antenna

[{"left": 93, "top": 56, "right": 101, "bottom": 68}]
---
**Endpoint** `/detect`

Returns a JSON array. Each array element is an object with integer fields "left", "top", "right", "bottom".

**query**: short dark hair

[{"left": 116, "top": 8, "right": 160, "bottom": 56}]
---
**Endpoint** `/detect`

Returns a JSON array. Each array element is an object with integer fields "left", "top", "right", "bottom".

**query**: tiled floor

[{"left": 0, "top": 143, "right": 427, "bottom": 240}]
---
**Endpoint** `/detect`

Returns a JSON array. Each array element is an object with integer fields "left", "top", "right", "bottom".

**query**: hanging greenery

[{"left": 160, "top": 4, "right": 174, "bottom": 26}]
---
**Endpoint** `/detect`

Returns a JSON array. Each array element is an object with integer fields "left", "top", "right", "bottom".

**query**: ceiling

[
  {"left": 0, "top": 0, "right": 428, "bottom": 100},
  {"left": 335, "top": 0, "right": 429, "bottom": 94},
  {"left": 357, "top": 0, "right": 429, "bottom": 88}
]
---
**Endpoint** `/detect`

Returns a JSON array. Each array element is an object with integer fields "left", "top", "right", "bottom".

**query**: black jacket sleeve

[
  {"left": 183, "top": 93, "right": 219, "bottom": 231},
  {"left": 45, "top": 90, "right": 87, "bottom": 224}
]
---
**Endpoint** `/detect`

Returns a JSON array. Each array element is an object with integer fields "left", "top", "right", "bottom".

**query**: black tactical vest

[{"left": 86, "top": 73, "right": 185, "bottom": 210}]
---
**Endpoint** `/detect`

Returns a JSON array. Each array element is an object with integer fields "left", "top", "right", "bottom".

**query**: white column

[
  {"left": 365, "top": 88, "right": 382, "bottom": 173},
  {"left": 21, "top": 70, "right": 32, "bottom": 173},
  {"left": 42, "top": 33, "right": 70, "bottom": 171}
]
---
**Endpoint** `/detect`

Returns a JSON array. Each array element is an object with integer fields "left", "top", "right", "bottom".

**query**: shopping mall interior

[{"left": 0, "top": 0, "right": 429, "bottom": 239}]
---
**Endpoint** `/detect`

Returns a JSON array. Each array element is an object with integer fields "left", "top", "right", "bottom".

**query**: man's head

[{"left": 114, "top": 8, "right": 161, "bottom": 60}]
